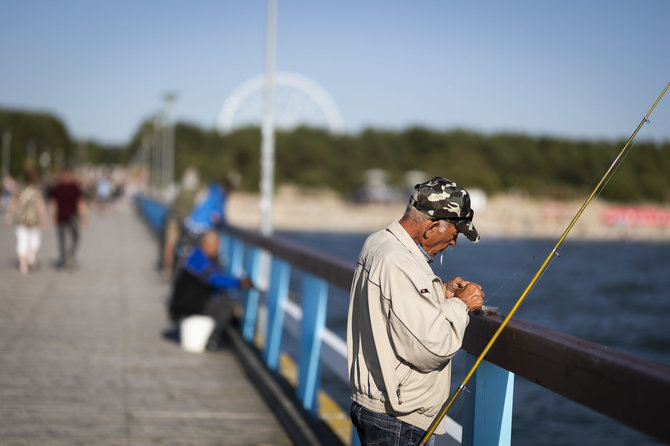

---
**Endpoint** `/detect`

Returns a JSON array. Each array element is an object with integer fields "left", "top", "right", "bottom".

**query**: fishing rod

[{"left": 419, "top": 80, "right": 670, "bottom": 446}]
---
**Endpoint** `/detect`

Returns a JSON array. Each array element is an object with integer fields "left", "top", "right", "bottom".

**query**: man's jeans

[
  {"left": 57, "top": 218, "right": 79, "bottom": 266},
  {"left": 350, "top": 402, "right": 435, "bottom": 446}
]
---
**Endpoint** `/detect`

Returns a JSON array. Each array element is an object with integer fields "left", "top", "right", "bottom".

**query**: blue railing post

[
  {"left": 227, "top": 237, "right": 245, "bottom": 277},
  {"left": 351, "top": 428, "right": 361, "bottom": 446},
  {"left": 242, "top": 247, "right": 263, "bottom": 342},
  {"left": 297, "top": 273, "right": 328, "bottom": 413},
  {"left": 461, "top": 354, "right": 515, "bottom": 446},
  {"left": 220, "top": 232, "right": 232, "bottom": 270},
  {"left": 264, "top": 257, "right": 290, "bottom": 371}
]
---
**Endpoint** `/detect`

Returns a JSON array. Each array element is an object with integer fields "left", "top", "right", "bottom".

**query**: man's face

[
  {"left": 201, "top": 233, "right": 220, "bottom": 258},
  {"left": 421, "top": 220, "right": 459, "bottom": 257}
]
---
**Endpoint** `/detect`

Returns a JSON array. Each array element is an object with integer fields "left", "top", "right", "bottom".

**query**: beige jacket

[{"left": 347, "top": 221, "right": 470, "bottom": 433}]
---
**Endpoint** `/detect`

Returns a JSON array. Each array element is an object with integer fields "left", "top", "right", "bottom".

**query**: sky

[{"left": 1, "top": 0, "right": 669, "bottom": 146}]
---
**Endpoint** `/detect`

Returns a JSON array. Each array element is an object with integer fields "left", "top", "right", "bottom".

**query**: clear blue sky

[{"left": 1, "top": 0, "right": 669, "bottom": 145}]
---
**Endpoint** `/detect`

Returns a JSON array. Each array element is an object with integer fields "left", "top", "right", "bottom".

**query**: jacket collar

[{"left": 386, "top": 221, "right": 435, "bottom": 272}]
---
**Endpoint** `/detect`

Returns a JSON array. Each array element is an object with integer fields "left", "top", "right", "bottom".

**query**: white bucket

[{"left": 180, "top": 315, "right": 216, "bottom": 353}]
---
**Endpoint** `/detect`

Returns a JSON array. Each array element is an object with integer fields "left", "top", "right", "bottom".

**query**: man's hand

[
  {"left": 443, "top": 277, "right": 469, "bottom": 298},
  {"left": 240, "top": 277, "right": 253, "bottom": 289},
  {"left": 453, "top": 282, "right": 485, "bottom": 312}
]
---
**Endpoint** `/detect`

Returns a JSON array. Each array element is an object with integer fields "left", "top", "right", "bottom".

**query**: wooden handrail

[{"left": 463, "top": 313, "right": 670, "bottom": 442}]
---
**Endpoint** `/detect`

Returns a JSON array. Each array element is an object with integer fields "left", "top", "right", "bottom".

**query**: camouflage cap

[{"left": 409, "top": 176, "right": 480, "bottom": 242}]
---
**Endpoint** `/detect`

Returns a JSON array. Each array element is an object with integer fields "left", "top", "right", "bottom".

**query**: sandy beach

[{"left": 227, "top": 185, "right": 670, "bottom": 242}]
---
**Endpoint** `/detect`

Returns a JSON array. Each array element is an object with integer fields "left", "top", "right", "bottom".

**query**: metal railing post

[
  {"left": 220, "top": 232, "right": 232, "bottom": 271},
  {"left": 461, "top": 354, "right": 515, "bottom": 446},
  {"left": 242, "top": 247, "right": 263, "bottom": 342},
  {"left": 297, "top": 273, "right": 328, "bottom": 413},
  {"left": 264, "top": 257, "right": 290, "bottom": 371},
  {"left": 350, "top": 428, "right": 362, "bottom": 446},
  {"left": 228, "top": 237, "right": 245, "bottom": 277}
]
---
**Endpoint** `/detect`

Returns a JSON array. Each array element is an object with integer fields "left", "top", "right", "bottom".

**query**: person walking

[
  {"left": 347, "top": 176, "right": 485, "bottom": 446},
  {"left": 48, "top": 166, "right": 88, "bottom": 270},
  {"left": 4, "top": 170, "right": 48, "bottom": 274}
]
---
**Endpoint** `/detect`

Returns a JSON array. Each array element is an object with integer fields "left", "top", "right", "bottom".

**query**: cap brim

[{"left": 455, "top": 220, "right": 480, "bottom": 243}]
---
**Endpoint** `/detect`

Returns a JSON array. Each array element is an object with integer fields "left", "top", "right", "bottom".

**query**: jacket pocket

[{"left": 394, "top": 361, "right": 412, "bottom": 406}]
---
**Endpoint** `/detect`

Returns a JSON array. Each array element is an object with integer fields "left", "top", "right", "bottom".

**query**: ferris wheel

[{"left": 217, "top": 71, "right": 345, "bottom": 135}]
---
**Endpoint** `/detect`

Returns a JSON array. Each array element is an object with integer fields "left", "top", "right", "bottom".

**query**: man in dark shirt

[{"left": 48, "top": 167, "right": 88, "bottom": 269}]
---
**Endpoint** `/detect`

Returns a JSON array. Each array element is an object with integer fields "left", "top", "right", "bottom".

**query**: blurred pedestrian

[
  {"left": 162, "top": 167, "right": 200, "bottom": 276},
  {"left": 48, "top": 166, "right": 88, "bottom": 270},
  {"left": 95, "top": 170, "right": 113, "bottom": 211},
  {"left": 4, "top": 170, "right": 48, "bottom": 274},
  {"left": 184, "top": 172, "right": 240, "bottom": 236},
  {"left": 1, "top": 175, "right": 16, "bottom": 214}
]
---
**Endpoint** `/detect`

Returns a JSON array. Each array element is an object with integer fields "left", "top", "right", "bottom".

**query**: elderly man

[{"left": 347, "top": 176, "right": 485, "bottom": 446}]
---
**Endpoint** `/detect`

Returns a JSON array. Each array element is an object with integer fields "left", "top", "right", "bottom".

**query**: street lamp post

[
  {"left": 26, "top": 140, "right": 36, "bottom": 170},
  {"left": 141, "top": 134, "right": 151, "bottom": 192},
  {"left": 163, "top": 92, "right": 177, "bottom": 194},
  {"left": 1, "top": 131, "right": 10, "bottom": 179},
  {"left": 260, "top": 0, "right": 277, "bottom": 236},
  {"left": 152, "top": 115, "right": 162, "bottom": 194}
]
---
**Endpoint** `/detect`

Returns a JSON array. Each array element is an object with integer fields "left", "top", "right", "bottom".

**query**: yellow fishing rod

[{"left": 419, "top": 80, "right": 670, "bottom": 446}]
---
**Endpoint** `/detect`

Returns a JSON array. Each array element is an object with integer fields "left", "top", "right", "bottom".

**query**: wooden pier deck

[{"left": 0, "top": 203, "right": 292, "bottom": 445}]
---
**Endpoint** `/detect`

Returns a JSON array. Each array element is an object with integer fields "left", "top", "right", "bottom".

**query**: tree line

[
  {"left": 0, "top": 109, "right": 125, "bottom": 174},
  {"left": 3, "top": 107, "right": 670, "bottom": 203},
  {"left": 154, "top": 123, "right": 670, "bottom": 203}
]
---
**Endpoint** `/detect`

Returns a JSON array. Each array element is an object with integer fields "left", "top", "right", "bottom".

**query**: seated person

[{"left": 168, "top": 230, "right": 251, "bottom": 349}]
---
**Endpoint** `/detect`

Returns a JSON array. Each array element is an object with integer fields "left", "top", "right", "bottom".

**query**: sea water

[{"left": 278, "top": 230, "right": 670, "bottom": 446}]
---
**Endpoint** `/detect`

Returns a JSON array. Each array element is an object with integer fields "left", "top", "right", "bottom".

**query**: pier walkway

[{"left": 0, "top": 203, "right": 292, "bottom": 445}]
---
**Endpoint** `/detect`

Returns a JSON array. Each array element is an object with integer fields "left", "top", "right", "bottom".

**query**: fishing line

[
  {"left": 576, "top": 137, "right": 637, "bottom": 206},
  {"left": 475, "top": 230, "right": 568, "bottom": 315},
  {"left": 479, "top": 252, "right": 539, "bottom": 313},
  {"left": 594, "top": 144, "right": 635, "bottom": 199},
  {"left": 486, "top": 115, "right": 649, "bottom": 314},
  {"left": 485, "top": 248, "right": 562, "bottom": 317},
  {"left": 419, "top": 80, "right": 670, "bottom": 446}
]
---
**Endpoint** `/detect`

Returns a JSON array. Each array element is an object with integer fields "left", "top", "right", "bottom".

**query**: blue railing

[
  {"left": 135, "top": 195, "right": 670, "bottom": 446},
  {"left": 137, "top": 195, "right": 169, "bottom": 235}
]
